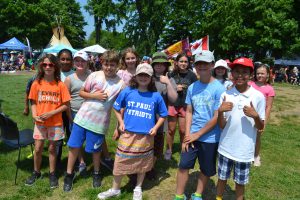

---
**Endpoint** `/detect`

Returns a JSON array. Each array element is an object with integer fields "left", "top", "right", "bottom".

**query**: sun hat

[
  {"left": 214, "top": 59, "right": 230, "bottom": 69},
  {"left": 135, "top": 63, "right": 153, "bottom": 76},
  {"left": 230, "top": 57, "right": 254, "bottom": 70},
  {"left": 151, "top": 52, "right": 171, "bottom": 66},
  {"left": 194, "top": 50, "right": 215, "bottom": 63},
  {"left": 74, "top": 51, "right": 88, "bottom": 61}
]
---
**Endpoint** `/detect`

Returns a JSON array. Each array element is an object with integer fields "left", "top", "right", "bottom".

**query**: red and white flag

[{"left": 190, "top": 35, "right": 209, "bottom": 55}]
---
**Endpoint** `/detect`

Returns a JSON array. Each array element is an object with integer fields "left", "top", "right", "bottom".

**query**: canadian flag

[{"left": 190, "top": 35, "right": 209, "bottom": 55}]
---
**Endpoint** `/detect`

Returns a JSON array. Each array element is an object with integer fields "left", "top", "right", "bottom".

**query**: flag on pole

[
  {"left": 164, "top": 38, "right": 190, "bottom": 58},
  {"left": 190, "top": 35, "right": 209, "bottom": 55}
]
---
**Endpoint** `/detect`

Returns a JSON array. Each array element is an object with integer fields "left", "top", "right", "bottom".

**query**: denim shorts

[
  {"left": 67, "top": 123, "right": 105, "bottom": 153},
  {"left": 178, "top": 141, "right": 218, "bottom": 176},
  {"left": 218, "top": 153, "right": 251, "bottom": 185}
]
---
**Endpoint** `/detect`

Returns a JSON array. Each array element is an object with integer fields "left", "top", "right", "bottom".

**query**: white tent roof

[{"left": 81, "top": 44, "right": 106, "bottom": 54}]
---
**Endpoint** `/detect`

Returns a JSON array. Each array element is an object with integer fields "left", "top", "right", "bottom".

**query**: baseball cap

[
  {"left": 135, "top": 63, "right": 153, "bottom": 76},
  {"left": 230, "top": 57, "right": 254, "bottom": 70},
  {"left": 194, "top": 50, "right": 215, "bottom": 63},
  {"left": 74, "top": 51, "right": 88, "bottom": 61},
  {"left": 214, "top": 59, "right": 230, "bottom": 69}
]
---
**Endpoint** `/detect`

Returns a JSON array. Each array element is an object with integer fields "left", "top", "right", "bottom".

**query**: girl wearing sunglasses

[{"left": 25, "top": 54, "right": 71, "bottom": 189}]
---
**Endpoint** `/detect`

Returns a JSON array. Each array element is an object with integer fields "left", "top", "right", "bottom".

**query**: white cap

[
  {"left": 194, "top": 50, "right": 215, "bottom": 63},
  {"left": 214, "top": 59, "right": 230, "bottom": 69},
  {"left": 135, "top": 63, "right": 153, "bottom": 76},
  {"left": 73, "top": 51, "right": 88, "bottom": 61}
]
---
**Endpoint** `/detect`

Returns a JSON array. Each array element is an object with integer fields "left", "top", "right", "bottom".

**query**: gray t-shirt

[{"left": 69, "top": 73, "right": 89, "bottom": 112}]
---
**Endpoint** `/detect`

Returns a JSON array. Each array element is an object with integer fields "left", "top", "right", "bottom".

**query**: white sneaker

[
  {"left": 133, "top": 188, "right": 143, "bottom": 200},
  {"left": 164, "top": 149, "right": 172, "bottom": 160},
  {"left": 253, "top": 156, "right": 261, "bottom": 167},
  {"left": 97, "top": 188, "right": 121, "bottom": 199}
]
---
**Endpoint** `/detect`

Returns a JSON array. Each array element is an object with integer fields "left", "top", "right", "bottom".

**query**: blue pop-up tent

[
  {"left": 43, "top": 44, "right": 77, "bottom": 54},
  {"left": 0, "top": 37, "right": 28, "bottom": 50},
  {"left": 274, "top": 58, "right": 300, "bottom": 66}
]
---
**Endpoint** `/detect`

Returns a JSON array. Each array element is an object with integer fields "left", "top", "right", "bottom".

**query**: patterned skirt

[{"left": 113, "top": 132, "right": 154, "bottom": 176}]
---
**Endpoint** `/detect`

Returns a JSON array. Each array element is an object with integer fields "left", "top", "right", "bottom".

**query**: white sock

[
  {"left": 134, "top": 186, "right": 142, "bottom": 191},
  {"left": 111, "top": 188, "right": 121, "bottom": 193}
]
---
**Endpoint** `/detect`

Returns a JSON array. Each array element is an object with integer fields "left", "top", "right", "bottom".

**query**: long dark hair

[
  {"left": 173, "top": 53, "right": 190, "bottom": 74},
  {"left": 36, "top": 54, "right": 61, "bottom": 83},
  {"left": 129, "top": 76, "right": 157, "bottom": 92}
]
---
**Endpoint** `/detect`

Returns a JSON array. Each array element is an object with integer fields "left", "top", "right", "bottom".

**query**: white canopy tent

[{"left": 81, "top": 44, "right": 106, "bottom": 54}]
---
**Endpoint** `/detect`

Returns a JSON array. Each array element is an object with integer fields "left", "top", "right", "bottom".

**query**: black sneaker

[
  {"left": 25, "top": 171, "right": 41, "bottom": 186},
  {"left": 63, "top": 173, "right": 75, "bottom": 192},
  {"left": 49, "top": 172, "right": 58, "bottom": 189},
  {"left": 100, "top": 158, "right": 114, "bottom": 171},
  {"left": 92, "top": 171, "right": 102, "bottom": 188}
]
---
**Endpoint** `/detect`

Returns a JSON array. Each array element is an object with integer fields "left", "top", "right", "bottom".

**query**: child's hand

[
  {"left": 94, "top": 91, "right": 108, "bottom": 101},
  {"left": 243, "top": 101, "right": 259, "bottom": 119},
  {"left": 113, "top": 128, "right": 121, "bottom": 141},
  {"left": 181, "top": 141, "right": 194, "bottom": 152},
  {"left": 177, "top": 84, "right": 184, "bottom": 92},
  {"left": 149, "top": 127, "right": 157, "bottom": 136},
  {"left": 118, "top": 122, "right": 125, "bottom": 133},
  {"left": 33, "top": 115, "right": 44, "bottom": 123},
  {"left": 159, "top": 75, "right": 171, "bottom": 85},
  {"left": 23, "top": 106, "right": 29, "bottom": 116},
  {"left": 184, "top": 134, "right": 198, "bottom": 144},
  {"left": 39, "top": 111, "right": 54, "bottom": 121},
  {"left": 218, "top": 96, "right": 233, "bottom": 112}
]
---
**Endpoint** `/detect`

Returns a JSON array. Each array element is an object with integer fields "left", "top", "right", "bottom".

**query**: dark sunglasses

[{"left": 41, "top": 63, "right": 54, "bottom": 68}]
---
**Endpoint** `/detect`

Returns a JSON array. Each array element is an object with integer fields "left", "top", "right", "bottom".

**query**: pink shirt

[
  {"left": 248, "top": 81, "right": 275, "bottom": 99},
  {"left": 117, "top": 69, "right": 133, "bottom": 86}
]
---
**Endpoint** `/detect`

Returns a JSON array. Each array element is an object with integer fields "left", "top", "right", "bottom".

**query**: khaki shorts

[{"left": 33, "top": 124, "right": 65, "bottom": 141}]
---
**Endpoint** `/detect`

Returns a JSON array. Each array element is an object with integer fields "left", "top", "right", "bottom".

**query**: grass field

[{"left": 0, "top": 72, "right": 300, "bottom": 200}]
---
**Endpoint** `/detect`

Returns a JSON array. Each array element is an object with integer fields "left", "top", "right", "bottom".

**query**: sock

[
  {"left": 111, "top": 188, "right": 121, "bottom": 193},
  {"left": 216, "top": 196, "right": 223, "bottom": 200},
  {"left": 175, "top": 194, "right": 185, "bottom": 199},
  {"left": 94, "top": 171, "right": 100, "bottom": 175},
  {"left": 134, "top": 186, "right": 142, "bottom": 191},
  {"left": 194, "top": 193, "right": 202, "bottom": 197}
]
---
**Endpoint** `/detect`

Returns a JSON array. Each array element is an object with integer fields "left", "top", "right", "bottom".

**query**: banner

[
  {"left": 190, "top": 35, "right": 209, "bottom": 55},
  {"left": 164, "top": 38, "right": 190, "bottom": 57}
]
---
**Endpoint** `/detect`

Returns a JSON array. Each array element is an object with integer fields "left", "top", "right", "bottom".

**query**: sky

[{"left": 76, "top": 0, "right": 94, "bottom": 39}]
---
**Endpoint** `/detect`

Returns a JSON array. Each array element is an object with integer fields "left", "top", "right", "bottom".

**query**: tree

[{"left": 0, "top": 0, "right": 86, "bottom": 49}]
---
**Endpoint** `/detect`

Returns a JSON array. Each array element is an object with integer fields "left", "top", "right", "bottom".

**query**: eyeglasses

[{"left": 41, "top": 63, "right": 54, "bottom": 68}]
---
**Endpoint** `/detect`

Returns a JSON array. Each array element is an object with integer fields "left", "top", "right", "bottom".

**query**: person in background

[
  {"left": 212, "top": 59, "right": 233, "bottom": 90},
  {"left": 165, "top": 53, "right": 197, "bottom": 160}
]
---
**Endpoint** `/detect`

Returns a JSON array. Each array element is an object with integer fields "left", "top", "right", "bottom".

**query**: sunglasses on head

[{"left": 41, "top": 63, "right": 54, "bottom": 68}]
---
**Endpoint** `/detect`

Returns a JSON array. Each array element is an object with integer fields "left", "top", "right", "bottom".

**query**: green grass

[{"left": 0, "top": 74, "right": 300, "bottom": 200}]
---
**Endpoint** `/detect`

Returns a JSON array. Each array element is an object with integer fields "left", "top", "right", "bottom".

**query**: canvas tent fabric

[
  {"left": 43, "top": 44, "right": 77, "bottom": 54},
  {"left": 46, "top": 27, "right": 73, "bottom": 48},
  {"left": 81, "top": 44, "right": 106, "bottom": 53},
  {"left": 0, "top": 37, "right": 28, "bottom": 50},
  {"left": 274, "top": 58, "right": 300, "bottom": 66}
]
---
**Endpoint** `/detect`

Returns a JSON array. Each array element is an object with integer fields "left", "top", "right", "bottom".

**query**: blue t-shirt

[
  {"left": 185, "top": 79, "right": 225, "bottom": 143},
  {"left": 113, "top": 87, "right": 168, "bottom": 134}
]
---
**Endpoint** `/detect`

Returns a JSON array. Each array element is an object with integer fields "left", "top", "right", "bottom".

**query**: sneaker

[
  {"left": 78, "top": 163, "right": 87, "bottom": 177},
  {"left": 145, "top": 168, "right": 156, "bottom": 180},
  {"left": 97, "top": 188, "right": 121, "bottom": 199},
  {"left": 133, "top": 188, "right": 142, "bottom": 200},
  {"left": 63, "top": 173, "right": 75, "bottom": 192},
  {"left": 173, "top": 195, "right": 187, "bottom": 200},
  {"left": 191, "top": 193, "right": 202, "bottom": 200},
  {"left": 164, "top": 149, "right": 172, "bottom": 160},
  {"left": 100, "top": 158, "right": 114, "bottom": 171},
  {"left": 254, "top": 155, "right": 261, "bottom": 167},
  {"left": 49, "top": 172, "right": 58, "bottom": 189},
  {"left": 92, "top": 171, "right": 102, "bottom": 188},
  {"left": 25, "top": 171, "right": 41, "bottom": 186}
]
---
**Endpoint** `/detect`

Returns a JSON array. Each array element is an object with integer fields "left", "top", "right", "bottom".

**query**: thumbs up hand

[
  {"left": 218, "top": 96, "right": 233, "bottom": 112},
  {"left": 243, "top": 101, "right": 259, "bottom": 119}
]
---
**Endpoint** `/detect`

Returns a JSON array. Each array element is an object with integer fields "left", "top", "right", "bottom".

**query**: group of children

[{"left": 23, "top": 47, "right": 274, "bottom": 200}]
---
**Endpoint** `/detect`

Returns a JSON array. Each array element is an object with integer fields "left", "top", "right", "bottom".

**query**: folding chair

[{"left": 0, "top": 112, "right": 34, "bottom": 185}]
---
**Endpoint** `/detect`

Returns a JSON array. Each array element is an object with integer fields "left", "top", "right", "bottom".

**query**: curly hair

[
  {"left": 119, "top": 47, "right": 140, "bottom": 70},
  {"left": 129, "top": 75, "right": 157, "bottom": 92},
  {"left": 36, "top": 54, "right": 61, "bottom": 84}
]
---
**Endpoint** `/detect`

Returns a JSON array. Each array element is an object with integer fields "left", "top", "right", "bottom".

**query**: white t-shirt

[{"left": 218, "top": 86, "right": 266, "bottom": 162}]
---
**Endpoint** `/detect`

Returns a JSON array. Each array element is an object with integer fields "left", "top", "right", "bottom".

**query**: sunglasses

[{"left": 41, "top": 63, "right": 54, "bottom": 68}]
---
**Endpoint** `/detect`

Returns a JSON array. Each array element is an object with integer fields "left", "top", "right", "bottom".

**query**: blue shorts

[
  {"left": 218, "top": 153, "right": 251, "bottom": 185},
  {"left": 178, "top": 141, "right": 218, "bottom": 176},
  {"left": 67, "top": 123, "right": 105, "bottom": 153}
]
